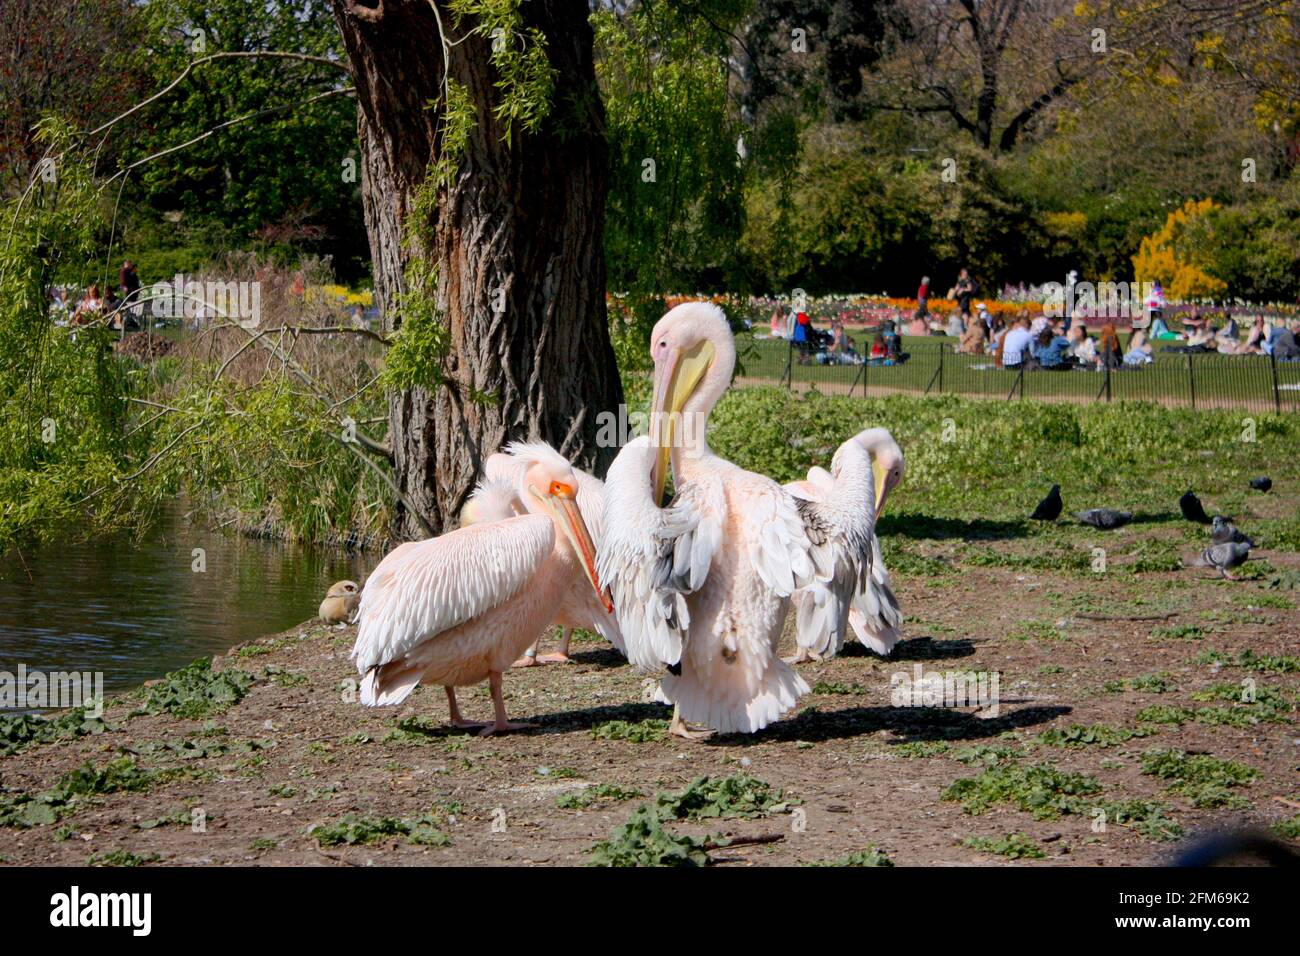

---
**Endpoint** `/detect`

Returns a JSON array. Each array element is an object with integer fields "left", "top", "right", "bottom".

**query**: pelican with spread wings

[{"left": 598, "top": 302, "right": 875, "bottom": 738}]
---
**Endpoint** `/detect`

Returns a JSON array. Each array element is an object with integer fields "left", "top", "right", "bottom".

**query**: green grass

[
  {"left": 590, "top": 719, "right": 669, "bottom": 743},
  {"left": 808, "top": 847, "right": 895, "bottom": 867},
  {"left": 0, "top": 708, "right": 114, "bottom": 757},
  {"left": 556, "top": 783, "right": 643, "bottom": 809},
  {"left": 962, "top": 833, "right": 1047, "bottom": 860},
  {"left": 741, "top": 335, "right": 1300, "bottom": 412},
  {"left": 309, "top": 809, "right": 453, "bottom": 847},
  {"left": 1140, "top": 749, "right": 1257, "bottom": 809},
  {"left": 139, "top": 658, "right": 255, "bottom": 719},
  {"left": 656, "top": 774, "right": 797, "bottom": 821},
  {"left": 1035, "top": 723, "right": 1156, "bottom": 748}
]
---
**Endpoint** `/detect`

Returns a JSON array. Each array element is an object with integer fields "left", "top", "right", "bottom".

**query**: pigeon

[
  {"left": 1179, "top": 490, "right": 1211, "bottom": 524},
  {"left": 1186, "top": 541, "right": 1251, "bottom": 579},
  {"left": 1249, "top": 477, "right": 1272, "bottom": 493},
  {"left": 1076, "top": 509, "right": 1132, "bottom": 529},
  {"left": 1211, "top": 515, "right": 1254, "bottom": 547},
  {"left": 1030, "top": 484, "right": 1062, "bottom": 521}
]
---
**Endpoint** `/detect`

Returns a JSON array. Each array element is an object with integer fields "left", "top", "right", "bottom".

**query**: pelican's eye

[{"left": 549, "top": 481, "right": 576, "bottom": 498}]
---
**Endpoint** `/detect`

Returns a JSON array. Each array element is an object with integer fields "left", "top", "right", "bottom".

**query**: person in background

[
  {"left": 1068, "top": 323, "right": 1098, "bottom": 368},
  {"left": 1098, "top": 323, "right": 1124, "bottom": 368},
  {"left": 1063, "top": 269, "right": 1078, "bottom": 333},
  {"left": 1124, "top": 328, "right": 1154, "bottom": 366},
  {"left": 1033, "top": 326, "right": 1074, "bottom": 369},
  {"left": 1243, "top": 314, "right": 1267, "bottom": 354},
  {"left": 1150, "top": 312, "right": 1177, "bottom": 340},
  {"left": 955, "top": 269, "right": 976, "bottom": 319},
  {"left": 907, "top": 311, "right": 928, "bottom": 337},
  {"left": 957, "top": 317, "right": 986, "bottom": 354},
  {"left": 73, "top": 283, "right": 104, "bottom": 325},
  {"left": 946, "top": 310, "right": 965, "bottom": 338},
  {"left": 1185, "top": 314, "right": 1216, "bottom": 349},
  {"left": 792, "top": 310, "right": 814, "bottom": 363},
  {"left": 103, "top": 286, "right": 123, "bottom": 328},
  {"left": 119, "top": 260, "right": 140, "bottom": 306},
  {"left": 916, "top": 275, "right": 930, "bottom": 319},
  {"left": 999, "top": 315, "right": 1034, "bottom": 369},
  {"left": 1273, "top": 320, "right": 1300, "bottom": 362},
  {"left": 1145, "top": 280, "right": 1166, "bottom": 328},
  {"left": 987, "top": 314, "right": 1007, "bottom": 355},
  {"left": 769, "top": 305, "right": 786, "bottom": 338}
]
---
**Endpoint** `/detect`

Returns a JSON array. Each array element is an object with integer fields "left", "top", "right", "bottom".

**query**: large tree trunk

[{"left": 332, "top": 0, "right": 621, "bottom": 539}]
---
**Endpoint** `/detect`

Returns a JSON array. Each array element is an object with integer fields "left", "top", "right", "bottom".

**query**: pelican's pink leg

[
  {"left": 478, "top": 671, "right": 537, "bottom": 736},
  {"left": 536, "top": 627, "right": 573, "bottom": 664},
  {"left": 783, "top": 647, "right": 819, "bottom": 665},
  {"left": 512, "top": 641, "right": 541, "bottom": 668},
  {"left": 668, "top": 702, "right": 713, "bottom": 741},
  {"left": 445, "top": 686, "right": 488, "bottom": 729}
]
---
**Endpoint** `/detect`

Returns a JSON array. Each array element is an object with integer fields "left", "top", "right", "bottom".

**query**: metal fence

[{"left": 742, "top": 338, "right": 1300, "bottom": 414}]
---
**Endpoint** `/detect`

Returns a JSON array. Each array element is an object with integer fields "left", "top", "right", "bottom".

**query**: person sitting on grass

[
  {"left": 72, "top": 284, "right": 104, "bottom": 325},
  {"left": 957, "top": 318, "right": 986, "bottom": 354},
  {"left": 1242, "top": 314, "right": 1269, "bottom": 354},
  {"left": 907, "top": 311, "right": 928, "bottom": 337},
  {"left": 998, "top": 315, "right": 1034, "bottom": 369},
  {"left": 1098, "top": 322, "right": 1124, "bottom": 368},
  {"left": 1123, "top": 328, "right": 1154, "bottom": 366},
  {"left": 1033, "top": 326, "right": 1074, "bottom": 369},
  {"left": 1150, "top": 313, "right": 1178, "bottom": 340},
  {"left": 1273, "top": 320, "right": 1300, "bottom": 362},
  {"left": 1068, "top": 323, "right": 1098, "bottom": 368},
  {"left": 946, "top": 311, "right": 965, "bottom": 338}
]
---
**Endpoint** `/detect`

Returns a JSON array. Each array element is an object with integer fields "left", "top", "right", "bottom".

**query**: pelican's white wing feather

[
  {"left": 597, "top": 438, "right": 722, "bottom": 672},
  {"left": 791, "top": 439, "right": 876, "bottom": 658},
  {"left": 352, "top": 515, "right": 554, "bottom": 689},
  {"left": 849, "top": 535, "right": 903, "bottom": 655}
]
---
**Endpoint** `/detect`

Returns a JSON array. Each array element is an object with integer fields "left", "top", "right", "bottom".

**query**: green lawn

[{"left": 741, "top": 335, "right": 1300, "bottom": 413}]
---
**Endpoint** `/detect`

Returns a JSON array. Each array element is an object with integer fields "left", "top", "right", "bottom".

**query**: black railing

[{"left": 741, "top": 337, "right": 1300, "bottom": 413}]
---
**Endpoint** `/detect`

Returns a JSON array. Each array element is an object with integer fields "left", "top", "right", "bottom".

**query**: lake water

[{"left": 0, "top": 505, "right": 378, "bottom": 702}]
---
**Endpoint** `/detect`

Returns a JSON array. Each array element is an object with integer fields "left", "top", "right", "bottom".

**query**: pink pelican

[
  {"left": 785, "top": 428, "right": 905, "bottom": 662},
  {"left": 464, "top": 445, "right": 622, "bottom": 666},
  {"left": 351, "top": 442, "right": 612, "bottom": 735},
  {"left": 598, "top": 302, "right": 875, "bottom": 738}
]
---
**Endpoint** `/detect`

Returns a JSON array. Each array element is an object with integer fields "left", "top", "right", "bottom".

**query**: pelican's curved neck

[{"left": 676, "top": 332, "right": 734, "bottom": 466}]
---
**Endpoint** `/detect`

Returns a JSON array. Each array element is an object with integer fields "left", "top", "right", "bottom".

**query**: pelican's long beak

[
  {"left": 872, "top": 459, "right": 891, "bottom": 516},
  {"left": 650, "top": 340, "right": 715, "bottom": 506},
  {"left": 550, "top": 483, "right": 614, "bottom": 613}
]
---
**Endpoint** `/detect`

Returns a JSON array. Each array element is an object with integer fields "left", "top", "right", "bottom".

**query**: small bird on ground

[
  {"left": 1249, "top": 477, "right": 1272, "bottom": 493},
  {"left": 1030, "top": 484, "right": 1062, "bottom": 521},
  {"left": 1076, "top": 509, "right": 1132, "bottom": 529},
  {"left": 1179, "top": 490, "right": 1211, "bottom": 524},
  {"left": 1211, "top": 516, "right": 1254, "bottom": 547},
  {"left": 319, "top": 580, "right": 361, "bottom": 625},
  {"left": 1186, "top": 542, "right": 1251, "bottom": 579}
]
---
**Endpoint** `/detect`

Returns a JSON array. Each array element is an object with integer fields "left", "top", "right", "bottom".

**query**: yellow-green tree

[{"left": 1132, "top": 199, "right": 1227, "bottom": 300}]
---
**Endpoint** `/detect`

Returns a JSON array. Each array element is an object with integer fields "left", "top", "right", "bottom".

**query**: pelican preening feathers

[
  {"left": 599, "top": 302, "right": 904, "bottom": 737},
  {"left": 350, "top": 442, "right": 611, "bottom": 734},
  {"left": 350, "top": 301, "right": 905, "bottom": 739}
]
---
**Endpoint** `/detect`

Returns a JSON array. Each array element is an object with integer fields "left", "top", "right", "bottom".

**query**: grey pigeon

[
  {"left": 1076, "top": 509, "right": 1132, "bottom": 529},
  {"left": 1211, "top": 515, "right": 1254, "bottom": 547},
  {"left": 1179, "top": 490, "right": 1211, "bottom": 524},
  {"left": 1249, "top": 477, "right": 1272, "bottom": 493},
  {"left": 1187, "top": 541, "right": 1251, "bottom": 579},
  {"left": 1030, "top": 484, "right": 1062, "bottom": 521}
]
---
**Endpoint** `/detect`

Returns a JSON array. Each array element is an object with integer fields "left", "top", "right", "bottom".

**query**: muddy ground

[{"left": 3, "top": 515, "right": 1297, "bottom": 867}]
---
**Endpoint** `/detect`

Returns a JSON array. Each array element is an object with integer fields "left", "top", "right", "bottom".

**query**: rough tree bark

[{"left": 331, "top": 0, "right": 622, "bottom": 539}]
